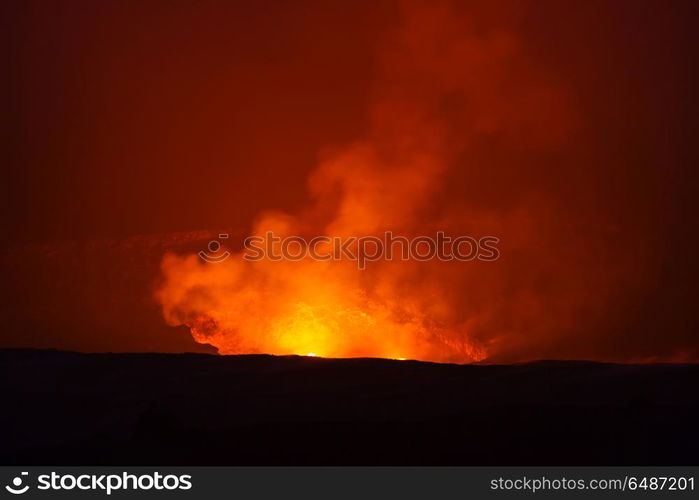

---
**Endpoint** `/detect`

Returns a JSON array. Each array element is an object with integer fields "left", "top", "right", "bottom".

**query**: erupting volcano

[
  {"left": 4, "top": 0, "right": 699, "bottom": 470},
  {"left": 5, "top": 0, "right": 696, "bottom": 364},
  {"left": 155, "top": 1, "right": 657, "bottom": 363}
]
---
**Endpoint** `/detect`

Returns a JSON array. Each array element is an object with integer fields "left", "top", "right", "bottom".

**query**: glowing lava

[{"left": 155, "top": 1, "right": 615, "bottom": 364}]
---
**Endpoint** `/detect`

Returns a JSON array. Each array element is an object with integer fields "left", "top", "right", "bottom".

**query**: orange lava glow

[
  {"left": 153, "top": 1, "right": 674, "bottom": 363},
  {"left": 156, "top": 1, "right": 589, "bottom": 363},
  {"left": 156, "top": 2, "right": 514, "bottom": 363},
  {"left": 7, "top": 0, "right": 697, "bottom": 363},
  {"left": 158, "top": 245, "right": 487, "bottom": 362}
]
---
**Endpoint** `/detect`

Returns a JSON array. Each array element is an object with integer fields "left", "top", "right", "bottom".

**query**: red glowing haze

[{"left": 2, "top": 0, "right": 698, "bottom": 363}]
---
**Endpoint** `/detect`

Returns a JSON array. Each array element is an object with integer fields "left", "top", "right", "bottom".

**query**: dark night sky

[{"left": 3, "top": 1, "right": 696, "bottom": 243}]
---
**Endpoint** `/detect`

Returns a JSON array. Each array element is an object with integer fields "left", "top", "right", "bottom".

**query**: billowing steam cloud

[{"left": 156, "top": 1, "right": 668, "bottom": 362}]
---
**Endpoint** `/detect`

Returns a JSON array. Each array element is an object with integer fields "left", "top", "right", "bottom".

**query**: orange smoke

[{"left": 156, "top": 1, "right": 641, "bottom": 363}]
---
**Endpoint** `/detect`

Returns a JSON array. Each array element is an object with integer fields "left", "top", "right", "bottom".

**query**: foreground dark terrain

[{"left": 1, "top": 349, "right": 698, "bottom": 465}]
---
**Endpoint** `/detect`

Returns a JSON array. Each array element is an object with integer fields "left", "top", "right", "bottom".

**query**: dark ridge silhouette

[{"left": 1, "top": 349, "right": 698, "bottom": 465}]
